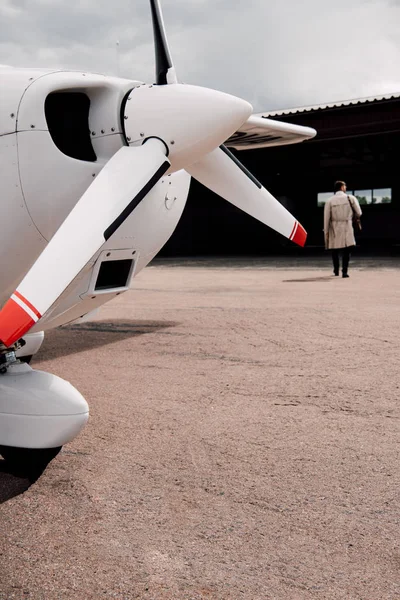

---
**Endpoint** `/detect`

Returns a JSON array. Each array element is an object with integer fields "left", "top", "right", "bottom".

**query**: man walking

[{"left": 324, "top": 181, "right": 362, "bottom": 278}]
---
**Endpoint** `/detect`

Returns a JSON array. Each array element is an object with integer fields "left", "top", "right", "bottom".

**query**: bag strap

[{"left": 347, "top": 195, "right": 356, "bottom": 217}]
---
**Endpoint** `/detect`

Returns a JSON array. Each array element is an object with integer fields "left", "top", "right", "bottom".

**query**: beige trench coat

[{"left": 324, "top": 191, "right": 362, "bottom": 250}]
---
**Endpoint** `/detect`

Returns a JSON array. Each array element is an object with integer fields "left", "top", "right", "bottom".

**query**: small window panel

[
  {"left": 317, "top": 192, "right": 332, "bottom": 207},
  {"left": 354, "top": 189, "right": 372, "bottom": 205},
  {"left": 372, "top": 188, "right": 392, "bottom": 204}
]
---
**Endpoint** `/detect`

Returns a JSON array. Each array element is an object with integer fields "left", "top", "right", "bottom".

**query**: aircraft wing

[{"left": 226, "top": 115, "right": 316, "bottom": 151}]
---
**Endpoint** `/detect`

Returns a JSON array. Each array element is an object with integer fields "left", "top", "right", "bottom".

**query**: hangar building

[{"left": 162, "top": 94, "right": 400, "bottom": 255}]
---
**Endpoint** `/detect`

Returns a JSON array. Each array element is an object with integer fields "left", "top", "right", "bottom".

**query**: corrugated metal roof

[{"left": 258, "top": 93, "right": 400, "bottom": 117}]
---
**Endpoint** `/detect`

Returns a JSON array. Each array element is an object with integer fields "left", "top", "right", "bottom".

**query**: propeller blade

[
  {"left": 0, "top": 139, "right": 170, "bottom": 347},
  {"left": 150, "top": 0, "right": 177, "bottom": 84},
  {"left": 187, "top": 145, "right": 307, "bottom": 246}
]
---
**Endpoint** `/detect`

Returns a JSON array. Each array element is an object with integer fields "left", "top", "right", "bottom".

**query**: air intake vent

[
  {"left": 95, "top": 259, "right": 133, "bottom": 291},
  {"left": 45, "top": 92, "right": 97, "bottom": 162}
]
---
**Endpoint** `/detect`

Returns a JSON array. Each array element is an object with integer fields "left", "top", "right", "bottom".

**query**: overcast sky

[{"left": 1, "top": 0, "right": 400, "bottom": 112}]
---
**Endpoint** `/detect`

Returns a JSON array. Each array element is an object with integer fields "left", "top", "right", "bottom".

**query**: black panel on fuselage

[{"left": 45, "top": 92, "right": 97, "bottom": 162}]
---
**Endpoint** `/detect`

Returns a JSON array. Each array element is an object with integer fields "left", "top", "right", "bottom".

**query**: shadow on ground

[
  {"left": 0, "top": 454, "right": 58, "bottom": 504},
  {"left": 282, "top": 276, "right": 334, "bottom": 283},
  {"left": 0, "top": 447, "right": 62, "bottom": 503},
  {"left": 0, "top": 461, "right": 32, "bottom": 503},
  {"left": 37, "top": 319, "right": 179, "bottom": 362}
]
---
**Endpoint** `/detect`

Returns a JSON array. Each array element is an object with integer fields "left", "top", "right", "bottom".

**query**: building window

[
  {"left": 372, "top": 188, "right": 392, "bottom": 204},
  {"left": 317, "top": 192, "right": 332, "bottom": 207},
  {"left": 318, "top": 188, "right": 392, "bottom": 206},
  {"left": 354, "top": 189, "right": 372, "bottom": 205}
]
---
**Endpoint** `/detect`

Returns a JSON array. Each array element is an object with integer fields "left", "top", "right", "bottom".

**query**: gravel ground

[{"left": 1, "top": 256, "right": 399, "bottom": 600}]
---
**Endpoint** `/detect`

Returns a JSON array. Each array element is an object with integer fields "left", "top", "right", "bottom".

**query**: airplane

[{"left": 0, "top": 0, "right": 316, "bottom": 475}]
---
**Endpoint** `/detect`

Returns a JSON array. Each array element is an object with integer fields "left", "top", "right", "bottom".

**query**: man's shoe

[
  {"left": 334, "top": 272, "right": 339, "bottom": 276},
  {"left": 342, "top": 273, "right": 349, "bottom": 278}
]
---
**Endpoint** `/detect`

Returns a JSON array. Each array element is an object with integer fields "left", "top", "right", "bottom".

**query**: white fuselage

[{"left": 0, "top": 66, "right": 191, "bottom": 328}]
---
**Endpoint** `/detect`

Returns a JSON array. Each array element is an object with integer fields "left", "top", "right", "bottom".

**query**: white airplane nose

[{"left": 123, "top": 83, "right": 253, "bottom": 172}]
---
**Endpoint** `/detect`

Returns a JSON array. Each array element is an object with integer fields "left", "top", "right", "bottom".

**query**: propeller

[
  {"left": 0, "top": 140, "right": 170, "bottom": 347},
  {"left": 142, "top": 0, "right": 306, "bottom": 242},
  {"left": 0, "top": 0, "right": 308, "bottom": 348},
  {"left": 187, "top": 145, "right": 306, "bottom": 246},
  {"left": 150, "top": 0, "right": 177, "bottom": 84}
]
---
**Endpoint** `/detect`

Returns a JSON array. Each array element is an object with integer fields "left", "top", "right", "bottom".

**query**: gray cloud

[{"left": 1, "top": 0, "right": 400, "bottom": 112}]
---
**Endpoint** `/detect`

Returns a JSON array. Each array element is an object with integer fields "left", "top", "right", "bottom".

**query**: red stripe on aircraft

[
  {"left": 292, "top": 222, "right": 307, "bottom": 247},
  {"left": 0, "top": 298, "right": 36, "bottom": 347},
  {"left": 289, "top": 221, "right": 298, "bottom": 241},
  {"left": 14, "top": 290, "right": 41, "bottom": 319}
]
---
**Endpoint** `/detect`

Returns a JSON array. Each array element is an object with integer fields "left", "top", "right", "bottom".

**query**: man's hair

[{"left": 334, "top": 180, "right": 346, "bottom": 192}]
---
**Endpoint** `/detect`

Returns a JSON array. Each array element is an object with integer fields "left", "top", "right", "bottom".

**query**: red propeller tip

[
  {"left": 0, "top": 293, "right": 41, "bottom": 347},
  {"left": 290, "top": 222, "right": 307, "bottom": 247}
]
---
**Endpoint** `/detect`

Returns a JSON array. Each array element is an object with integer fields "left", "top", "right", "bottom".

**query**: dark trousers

[{"left": 332, "top": 248, "right": 350, "bottom": 275}]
